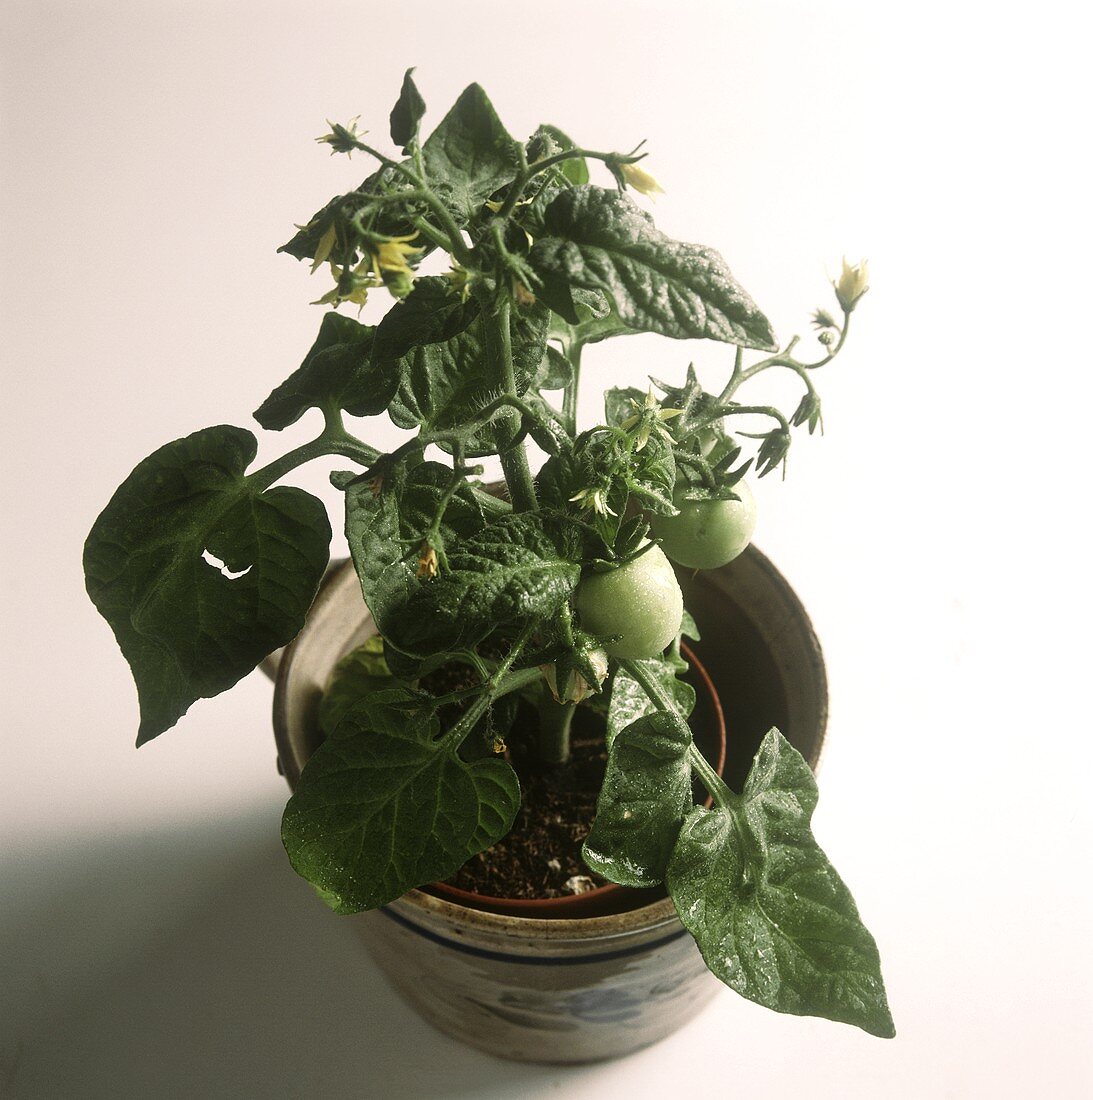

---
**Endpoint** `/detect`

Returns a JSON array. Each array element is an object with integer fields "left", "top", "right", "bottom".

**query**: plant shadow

[{"left": 1, "top": 805, "right": 568, "bottom": 1098}]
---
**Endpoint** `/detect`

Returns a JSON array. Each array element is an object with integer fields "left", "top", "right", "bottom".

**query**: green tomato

[
  {"left": 574, "top": 543, "right": 684, "bottom": 659},
  {"left": 652, "top": 479, "right": 757, "bottom": 570}
]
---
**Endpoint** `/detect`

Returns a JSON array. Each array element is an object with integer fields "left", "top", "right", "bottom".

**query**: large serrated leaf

[
  {"left": 667, "top": 729, "right": 895, "bottom": 1037},
  {"left": 583, "top": 712, "right": 693, "bottom": 887},
  {"left": 254, "top": 312, "right": 396, "bottom": 429},
  {"left": 282, "top": 688, "right": 520, "bottom": 912},
  {"left": 392, "top": 513, "right": 581, "bottom": 655},
  {"left": 84, "top": 425, "right": 331, "bottom": 744},
  {"left": 529, "top": 186, "right": 776, "bottom": 349}
]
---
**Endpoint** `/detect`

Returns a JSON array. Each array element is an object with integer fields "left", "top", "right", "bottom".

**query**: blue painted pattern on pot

[{"left": 355, "top": 890, "right": 720, "bottom": 1063}]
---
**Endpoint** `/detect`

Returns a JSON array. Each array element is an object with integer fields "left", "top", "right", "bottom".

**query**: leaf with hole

[{"left": 84, "top": 425, "right": 331, "bottom": 744}]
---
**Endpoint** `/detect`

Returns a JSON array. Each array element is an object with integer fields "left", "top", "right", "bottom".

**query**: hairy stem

[
  {"left": 247, "top": 430, "right": 379, "bottom": 493},
  {"left": 490, "top": 296, "right": 538, "bottom": 512}
]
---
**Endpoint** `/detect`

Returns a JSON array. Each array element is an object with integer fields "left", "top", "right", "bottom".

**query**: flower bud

[{"left": 834, "top": 258, "right": 869, "bottom": 312}]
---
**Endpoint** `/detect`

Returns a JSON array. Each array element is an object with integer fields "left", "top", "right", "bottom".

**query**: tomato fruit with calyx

[
  {"left": 573, "top": 543, "right": 684, "bottom": 659},
  {"left": 652, "top": 479, "right": 757, "bottom": 570}
]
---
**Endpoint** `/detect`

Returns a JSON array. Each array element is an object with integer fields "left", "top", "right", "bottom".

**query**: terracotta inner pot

[{"left": 421, "top": 638, "right": 726, "bottom": 919}]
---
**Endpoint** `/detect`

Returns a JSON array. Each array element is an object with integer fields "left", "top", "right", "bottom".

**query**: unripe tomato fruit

[
  {"left": 652, "top": 479, "right": 757, "bottom": 570},
  {"left": 573, "top": 543, "right": 684, "bottom": 659}
]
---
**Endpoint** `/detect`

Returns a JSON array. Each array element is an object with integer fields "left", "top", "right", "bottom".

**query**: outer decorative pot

[{"left": 271, "top": 547, "right": 827, "bottom": 1064}]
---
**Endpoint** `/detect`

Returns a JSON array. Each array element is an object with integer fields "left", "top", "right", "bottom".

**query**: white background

[{"left": 3, "top": 1, "right": 1092, "bottom": 1096}]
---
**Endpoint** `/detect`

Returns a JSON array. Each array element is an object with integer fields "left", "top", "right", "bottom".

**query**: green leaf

[
  {"left": 529, "top": 186, "right": 777, "bottom": 349},
  {"left": 319, "top": 636, "right": 392, "bottom": 736},
  {"left": 533, "top": 124, "right": 588, "bottom": 185},
  {"left": 390, "top": 67, "right": 426, "bottom": 152},
  {"left": 583, "top": 712, "right": 693, "bottom": 887},
  {"left": 535, "top": 345, "right": 573, "bottom": 391},
  {"left": 282, "top": 688, "right": 520, "bottom": 912},
  {"left": 667, "top": 729, "right": 895, "bottom": 1037},
  {"left": 254, "top": 312, "right": 397, "bottom": 430},
  {"left": 420, "top": 83, "right": 521, "bottom": 223},
  {"left": 84, "top": 426, "right": 331, "bottom": 744},
  {"left": 604, "top": 386, "right": 645, "bottom": 428},
  {"left": 607, "top": 656, "right": 695, "bottom": 749},
  {"left": 388, "top": 300, "right": 549, "bottom": 455},
  {"left": 371, "top": 276, "right": 479, "bottom": 365},
  {"left": 392, "top": 513, "right": 581, "bottom": 655},
  {"left": 340, "top": 460, "right": 490, "bottom": 642}
]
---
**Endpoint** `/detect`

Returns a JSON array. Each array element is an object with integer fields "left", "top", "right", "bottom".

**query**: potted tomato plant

[{"left": 84, "top": 71, "right": 892, "bottom": 1061}]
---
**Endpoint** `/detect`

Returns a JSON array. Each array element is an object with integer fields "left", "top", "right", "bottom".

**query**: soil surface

[{"left": 445, "top": 706, "right": 612, "bottom": 899}]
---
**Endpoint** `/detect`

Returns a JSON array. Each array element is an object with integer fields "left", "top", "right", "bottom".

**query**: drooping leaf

[
  {"left": 339, "top": 460, "right": 490, "bottom": 642},
  {"left": 583, "top": 712, "right": 694, "bottom": 887},
  {"left": 391, "top": 513, "right": 581, "bottom": 655},
  {"left": 606, "top": 656, "right": 695, "bottom": 748},
  {"left": 419, "top": 83, "right": 521, "bottom": 223},
  {"left": 371, "top": 276, "right": 479, "bottom": 365},
  {"left": 667, "top": 729, "right": 895, "bottom": 1037},
  {"left": 254, "top": 313, "right": 397, "bottom": 430},
  {"left": 390, "top": 67, "right": 426, "bottom": 152},
  {"left": 529, "top": 186, "right": 777, "bottom": 348},
  {"left": 282, "top": 687, "right": 520, "bottom": 912},
  {"left": 84, "top": 426, "right": 331, "bottom": 744}
]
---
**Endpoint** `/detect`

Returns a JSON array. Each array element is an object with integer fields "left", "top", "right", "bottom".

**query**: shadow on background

[{"left": 1, "top": 806, "right": 567, "bottom": 1098}]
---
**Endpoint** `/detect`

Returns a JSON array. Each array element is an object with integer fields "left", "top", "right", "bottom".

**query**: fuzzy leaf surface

[
  {"left": 84, "top": 426, "right": 330, "bottom": 744},
  {"left": 667, "top": 729, "right": 895, "bottom": 1037},
  {"left": 282, "top": 688, "right": 520, "bottom": 912},
  {"left": 529, "top": 186, "right": 776, "bottom": 348},
  {"left": 254, "top": 313, "right": 395, "bottom": 429},
  {"left": 583, "top": 712, "right": 694, "bottom": 887},
  {"left": 391, "top": 513, "right": 581, "bottom": 655},
  {"left": 339, "top": 461, "right": 490, "bottom": 643},
  {"left": 419, "top": 83, "right": 520, "bottom": 223},
  {"left": 371, "top": 276, "right": 479, "bottom": 365}
]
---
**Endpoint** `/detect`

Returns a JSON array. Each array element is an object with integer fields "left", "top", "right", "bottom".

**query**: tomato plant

[{"left": 83, "top": 73, "right": 890, "bottom": 1036}]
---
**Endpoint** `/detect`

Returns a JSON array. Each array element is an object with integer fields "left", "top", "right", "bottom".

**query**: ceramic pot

[{"left": 271, "top": 548, "right": 827, "bottom": 1063}]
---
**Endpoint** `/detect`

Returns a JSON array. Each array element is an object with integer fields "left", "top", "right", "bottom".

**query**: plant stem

[
  {"left": 562, "top": 339, "right": 583, "bottom": 435},
  {"left": 247, "top": 430, "right": 379, "bottom": 493},
  {"left": 536, "top": 696, "right": 575, "bottom": 765},
  {"left": 490, "top": 296, "right": 538, "bottom": 512},
  {"left": 619, "top": 657, "right": 731, "bottom": 809}
]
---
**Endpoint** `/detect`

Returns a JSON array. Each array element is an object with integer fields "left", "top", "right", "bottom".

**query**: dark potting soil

[{"left": 445, "top": 705, "right": 612, "bottom": 900}]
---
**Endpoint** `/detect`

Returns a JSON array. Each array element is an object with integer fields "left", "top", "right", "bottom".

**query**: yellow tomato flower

[
  {"left": 834, "top": 258, "right": 870, "bottom": 312},
  {"left": 620, "top": 162, "right": 665, "bottom": 199}
]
